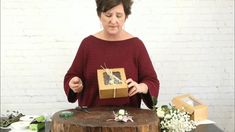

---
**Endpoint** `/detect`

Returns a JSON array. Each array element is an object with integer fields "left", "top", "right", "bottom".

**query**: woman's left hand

[{"left": 126, "top": 78, "right": 148, "bottom": 96}]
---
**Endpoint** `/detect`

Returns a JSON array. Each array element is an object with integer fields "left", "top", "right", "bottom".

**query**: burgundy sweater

[{"left": 64, "top": 35, "right": 160, "bottom": 109}]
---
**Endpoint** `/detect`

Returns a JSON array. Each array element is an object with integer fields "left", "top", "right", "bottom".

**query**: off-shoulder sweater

[{"left": 64, "top": 35, "right": 160, "bottom": 109}]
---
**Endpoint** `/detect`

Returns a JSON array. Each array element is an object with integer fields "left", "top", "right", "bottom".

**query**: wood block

[{"left": 51, "top": 107, "right": 160, "bottom": 132}]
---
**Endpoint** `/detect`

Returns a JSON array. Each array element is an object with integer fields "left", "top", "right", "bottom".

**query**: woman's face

[{"left": 100, "top": 3, "right": 126, "bottom": 36}]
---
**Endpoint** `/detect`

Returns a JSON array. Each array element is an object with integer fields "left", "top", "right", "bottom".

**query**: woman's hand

[
  {"left": 126, "top": 78, "right": 148, "bottom": 96},
  {"left": 69, "top": 77, "right": 83, "bottom": 93}
]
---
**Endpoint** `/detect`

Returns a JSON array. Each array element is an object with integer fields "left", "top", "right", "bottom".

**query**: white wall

[{"left": 1, "top": 0, "right": 234, "bottom": 131}]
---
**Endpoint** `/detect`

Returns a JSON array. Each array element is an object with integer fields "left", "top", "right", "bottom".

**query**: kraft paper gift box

[
  {"left": 97, "top": 68, "right": 128, "bottom": 99},
  {"left": 172, "top": 94, "right": 208, "bottom": 121}
]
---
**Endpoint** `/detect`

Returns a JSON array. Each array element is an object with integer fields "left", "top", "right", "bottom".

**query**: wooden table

[
  {"left": 0, "top": 120, "right": 224, "bottom": 132},
  {"left": 193, "top": 124, "right": 224, "bottom": 132},
  {"left": 50, "top": 107, "right": 160, "bottom": 132}
]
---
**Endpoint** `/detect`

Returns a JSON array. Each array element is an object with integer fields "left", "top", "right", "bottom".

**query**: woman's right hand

[{"left": 69, "top": 76, "right": 83, "bottom": 93}]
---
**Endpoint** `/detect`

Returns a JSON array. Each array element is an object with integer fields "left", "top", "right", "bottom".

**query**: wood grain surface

[{"left": 51, "top": 107, "right": 160, "bottom": 132}]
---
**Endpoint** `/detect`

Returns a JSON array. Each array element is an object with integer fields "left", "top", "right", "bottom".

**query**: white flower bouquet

[
  {"left": 153, "top": 104, "right": 196, "bottom": 132},
  {"left": 113, "top": 109, "right": 133, "bottom": 122},
  {"left": 107, "top": 109, "right": 134, "bottom": 122}
]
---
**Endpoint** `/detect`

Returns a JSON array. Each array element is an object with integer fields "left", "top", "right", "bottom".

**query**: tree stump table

[{"left": 51, "top": 107, "right": 160, "bottom": 132}]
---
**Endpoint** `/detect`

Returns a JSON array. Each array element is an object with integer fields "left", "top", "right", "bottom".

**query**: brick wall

[{"left": 1, "top": 0, "right": 234, "bottom": 131}]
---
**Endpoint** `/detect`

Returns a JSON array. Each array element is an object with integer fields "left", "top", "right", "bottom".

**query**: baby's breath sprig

[{"left": 154, "top": 104, "right": 196, "bottom": 132}]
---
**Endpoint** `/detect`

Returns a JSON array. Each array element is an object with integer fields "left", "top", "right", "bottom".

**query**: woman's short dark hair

[{"left": 96, "top": 0, "right": 133, "bottom": 17}]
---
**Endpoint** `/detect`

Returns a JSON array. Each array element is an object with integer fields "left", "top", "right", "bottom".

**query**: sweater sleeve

[
  {"left": 137, "top": 40, "right": 160, "bottom": 109},
  {"left": 64, "top": 40, "right": 86, "bottom": 103}
]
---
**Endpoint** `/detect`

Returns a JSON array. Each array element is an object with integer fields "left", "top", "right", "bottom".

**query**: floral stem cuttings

[{"left": 108, "top": 109, "right": 134, "bottom": 122}]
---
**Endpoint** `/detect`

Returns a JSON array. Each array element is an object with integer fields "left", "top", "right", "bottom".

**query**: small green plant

[{"left": 0, "top": 110, "right": 24, "bottom": 128}]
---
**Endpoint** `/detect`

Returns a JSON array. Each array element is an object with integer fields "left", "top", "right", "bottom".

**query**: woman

[{"left": 64, "top": 0, "right": 160, "bottom": 109}]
